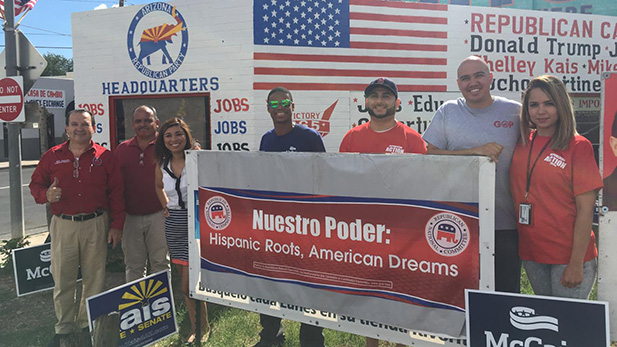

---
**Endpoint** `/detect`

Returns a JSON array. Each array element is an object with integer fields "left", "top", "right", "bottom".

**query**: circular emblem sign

[
  {"left": 0, "top": 78, "right": 24, "bottom": 122},
  {"left": 205, "top": 196, "right": 232, "bottom": 231},
  {"left": 425, "top": 213, "right": 469, "bottom": 257},
  {"left": 127, "top": 2, "right": 188, "bottom": 79}
]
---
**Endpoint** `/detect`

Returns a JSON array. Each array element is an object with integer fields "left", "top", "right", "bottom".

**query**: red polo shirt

[
  {"left": 29, "top": 141, "right": 126, "bottom": 230},
  {"left": 114, "top": 137, "right": 163, "bottom": 215}
]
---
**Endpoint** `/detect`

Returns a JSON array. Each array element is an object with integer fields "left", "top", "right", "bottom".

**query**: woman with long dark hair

[
  {"left": 510, "top": 75, "right": 602, "bottom": 298},
  {"left": 154, "top": 117, "right": 209, "bottom": 343}
]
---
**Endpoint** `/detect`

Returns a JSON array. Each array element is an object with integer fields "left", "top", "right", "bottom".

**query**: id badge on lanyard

[{"left": 519, "top": 203, "right": 532, "bottom": 225}]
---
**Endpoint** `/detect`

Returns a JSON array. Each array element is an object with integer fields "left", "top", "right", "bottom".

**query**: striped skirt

[{"left": 165, "top": 208, "right": 189, "bottom": 265}]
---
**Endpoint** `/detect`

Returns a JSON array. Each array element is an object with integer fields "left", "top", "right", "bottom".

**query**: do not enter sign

[{"left": 0, "top": 76, "right": 24, "bottom": 122}]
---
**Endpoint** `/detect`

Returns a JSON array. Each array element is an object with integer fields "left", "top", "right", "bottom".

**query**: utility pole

[{"left": 3, "top": 0, "right": 25, "bottom": 238}]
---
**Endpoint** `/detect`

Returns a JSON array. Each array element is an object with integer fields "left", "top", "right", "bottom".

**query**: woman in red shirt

[{"left": 510, "top": 75, "right": 602, "bottom": 298}]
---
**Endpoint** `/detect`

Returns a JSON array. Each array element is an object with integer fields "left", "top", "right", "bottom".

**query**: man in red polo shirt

[
  {"left": 30, "top": 109, "right": 125, "bottom": 347},
  {"left": 115, "top": 105, "right": 170, "bottom": 282}
]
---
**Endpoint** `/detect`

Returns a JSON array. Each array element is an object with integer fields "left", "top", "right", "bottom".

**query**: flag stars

[
  {"left": 285, "top": 11, "right": 290, "bottom": 17},
  {"left": 279, "top": 17, "right": 284, "bottom": 23},
  {"left": 279, "top": 38, "right": 284, "bottom": 44},
  {"left": 285, "top": 0, "right": 290, "bottom": 5},
  {"left": 335, "top": 8, "right": 340, "bottom": 14},
  {"left": 263, "top": 14, "right": 269, "bottom": 21},
  {"left": 301, "top": 12, "right": 306, "bottom": 18},
  {"left": 300, "top": 0, "right": 306, "bottom": 6},
  {"left": 271, "top": 10, "right": 277, "bottom": 16},
  {"left": 335, "top": 30, "right": 340, "bottom": 37},
  {"left": 286, "top": 22, "right": 291, "bottom": 28},
  {"left": 327, "top": 2, "right": 333, "bottom": 8},
  {"left": 308, "top": 40, "right": 313, "bottom": 45},
  {"left": 293, "top": 17, "right": 299, "bottom": 24},
  {"left": 294, "top": 39, "right": 299, "bottom": 44},
  {"left": 328, "top": 35, "right": 333, "bottom": 41},
  {"left": 322, "top": 40, "right": 327, "bottom": 46},
  {"left": 263, "top": 4, "right": 269, "bottom": 10},
  {"left": 264, "top": 38, "right": 270, "bottom": 43},
  {"left": 279, "top": 4, "right": 284, "bottom": 10},
  {"left": 271, "top": 0, "right": 277, "bottom": 5},
  {"left": 334, "top": 41, "right": 340, "bottom": 46},
  {"left": 328, "top": 14, "right": 334, "bottom": 20}
]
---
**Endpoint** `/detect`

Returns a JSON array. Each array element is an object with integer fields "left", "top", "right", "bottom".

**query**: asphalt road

[{"left": 0, "top": 166, "right": 48, "bottom": 241}]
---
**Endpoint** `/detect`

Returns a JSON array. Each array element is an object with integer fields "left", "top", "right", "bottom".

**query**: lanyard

[{"left": 525, "top": 132, "right": 552, "bottom": 200}]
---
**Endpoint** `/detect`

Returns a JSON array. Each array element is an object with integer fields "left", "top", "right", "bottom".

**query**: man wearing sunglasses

[
  {"left": 30, "top": 109, "right": 125, "bottom": 347},
  {"left": 114, "top": 105, "right": 170, "bottom": 282},
  {"left": 254, "top": 86, "right": 326, "bottom": 347}
]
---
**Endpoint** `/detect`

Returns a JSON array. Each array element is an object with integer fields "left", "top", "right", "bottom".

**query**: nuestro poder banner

[{"left": 199, "top": 187, "right": 479, "bottom": 311}]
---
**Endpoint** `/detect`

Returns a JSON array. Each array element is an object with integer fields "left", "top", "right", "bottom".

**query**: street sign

[
  {"left": 0, "top": 76, "right": 24, "bottom": 122},
  {"left": 0, "top": 30, "right": 47, "bottom": 93}
]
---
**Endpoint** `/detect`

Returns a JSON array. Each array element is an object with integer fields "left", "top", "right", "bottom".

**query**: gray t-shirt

[{"left": 423, "top": 96, "right": 520, "bottom": 230}]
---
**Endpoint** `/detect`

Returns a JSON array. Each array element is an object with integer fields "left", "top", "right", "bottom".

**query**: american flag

[
  {"left": 253, "top": 0, "right": 448, "bottom": 92},
  {"left": 0, "top": 0, "right": 39, "bottom": 16}
]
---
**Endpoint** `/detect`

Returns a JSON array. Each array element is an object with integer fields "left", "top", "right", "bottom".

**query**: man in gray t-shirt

[{"left": 422, "top": 55, "right": 521, "bottom": 293}]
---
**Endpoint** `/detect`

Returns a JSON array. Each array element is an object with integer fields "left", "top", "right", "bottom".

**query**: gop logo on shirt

[
  {"left": 205, "top": 196, "right": 232, "bottom": 230},
  {"left": 425, "top": 212, "right": 469, "bottom": 257}
]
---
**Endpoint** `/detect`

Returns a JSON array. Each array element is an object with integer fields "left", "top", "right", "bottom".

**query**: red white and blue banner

[{"left": 188, "top": 151, "right": 496, "bottom": 341}]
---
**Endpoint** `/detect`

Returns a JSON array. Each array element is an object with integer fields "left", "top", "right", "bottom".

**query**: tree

[{"left": 41, "top": 53, "right": 73, "bottom": 76}]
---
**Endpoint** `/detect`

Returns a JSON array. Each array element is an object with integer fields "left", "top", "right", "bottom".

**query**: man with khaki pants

[
  {"left": 30, "top": 109, "right": 125, "bottom": 347},
  {"left": 115, "top": 105, "right": 170, "bottom": 282}
]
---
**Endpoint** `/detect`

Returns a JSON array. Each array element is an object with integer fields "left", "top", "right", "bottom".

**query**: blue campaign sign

[
  {"left": 466, "top": 290, "right": 609, "bottom": 347},
  {"left": 86, "top": 270, "right": 177, "bottom": 347}
]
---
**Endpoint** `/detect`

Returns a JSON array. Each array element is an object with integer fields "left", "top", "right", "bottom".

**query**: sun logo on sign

[
  {"left": 119, "top": 279, "right": 168, "bottom": 311},
  {"left": 127, "top": 2, "right": 189, "bottom": 79}
]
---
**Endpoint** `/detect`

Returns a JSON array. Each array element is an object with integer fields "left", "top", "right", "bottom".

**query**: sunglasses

[{"left": 268, "top": 99, "right": 292, "bottom": 109}]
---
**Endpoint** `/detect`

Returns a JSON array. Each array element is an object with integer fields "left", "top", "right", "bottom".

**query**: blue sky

[{"left": 1, "top": 0, "right": 152, "bottom": 59}]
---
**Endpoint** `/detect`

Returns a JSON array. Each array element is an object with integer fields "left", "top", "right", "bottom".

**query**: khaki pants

[
  {"left": 50, "top": 213, "right": 108, "bottom": 334},
  {"left": 122, "top": 210, "right": 170, "bottom": 282}
]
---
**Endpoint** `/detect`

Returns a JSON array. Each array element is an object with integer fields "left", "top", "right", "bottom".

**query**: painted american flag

[
  {"left": 253, "top": 0, "right": 448, "bottom": 92},
  {"left": 0, "top": 0, "right": 38, "bottom": 16}
]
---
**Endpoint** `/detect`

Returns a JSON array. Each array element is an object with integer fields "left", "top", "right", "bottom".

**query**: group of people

[
  {"left": 30, "top": 54, "right": 602, "bottom": 347},
  {"left": 253, "top": 56, "right": 602, "bottom": 347},
  {"left": 30, "top": 106, "right": 208, "bottom": 347}
]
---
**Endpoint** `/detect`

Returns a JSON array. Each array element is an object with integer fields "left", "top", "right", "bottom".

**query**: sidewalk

[{"left": 0, "top": 160, "right": 39, "bottom": 169}]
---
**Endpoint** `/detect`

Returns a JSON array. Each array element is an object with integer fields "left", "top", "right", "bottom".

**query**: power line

[
  {"left": 19, "top": 25, "right": 70, "bottom": 37},
  {"left": 0, "top": 45, "right": 72, "bottom": 49}
]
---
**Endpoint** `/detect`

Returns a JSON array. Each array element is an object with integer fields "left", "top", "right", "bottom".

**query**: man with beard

[
  {"left": 339, "top": 77, "right": 425, "bottom": 347},
  {"left": 115, "top": 105, "right": 170, "bottom": 282},
  {"left": 340, "top": 77, "right": 426, "bottom": 154},
  {"left": 422, "top": 56, "right": 521, "bottom": 293}
]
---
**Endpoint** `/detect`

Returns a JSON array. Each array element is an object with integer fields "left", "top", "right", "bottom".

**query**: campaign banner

[
  {"left": 199, "top": 187, "right": 478, "bottom": 311},
  {"left": 12, "top": 243, "right": 53, "bottom": 296},
  {"left": 86, "top": 271, "right": 177, "bottom": 347},
  {"left": 466, "top": 290, "right": 610, "bottom": 347},
  {"left": 188, "top": 151, "right": 495, "bottom": 338}
]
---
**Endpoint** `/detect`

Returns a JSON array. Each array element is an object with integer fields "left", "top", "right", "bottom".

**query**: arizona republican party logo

[
  {"left": 127, "top": 2, "right": 188, "bottom": 79},
  {"left": 205, "top": 196, "right": 232, "bottom": 230},
  {"left": 425, "top": 212, "right": 469, "bottom": 257}
]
